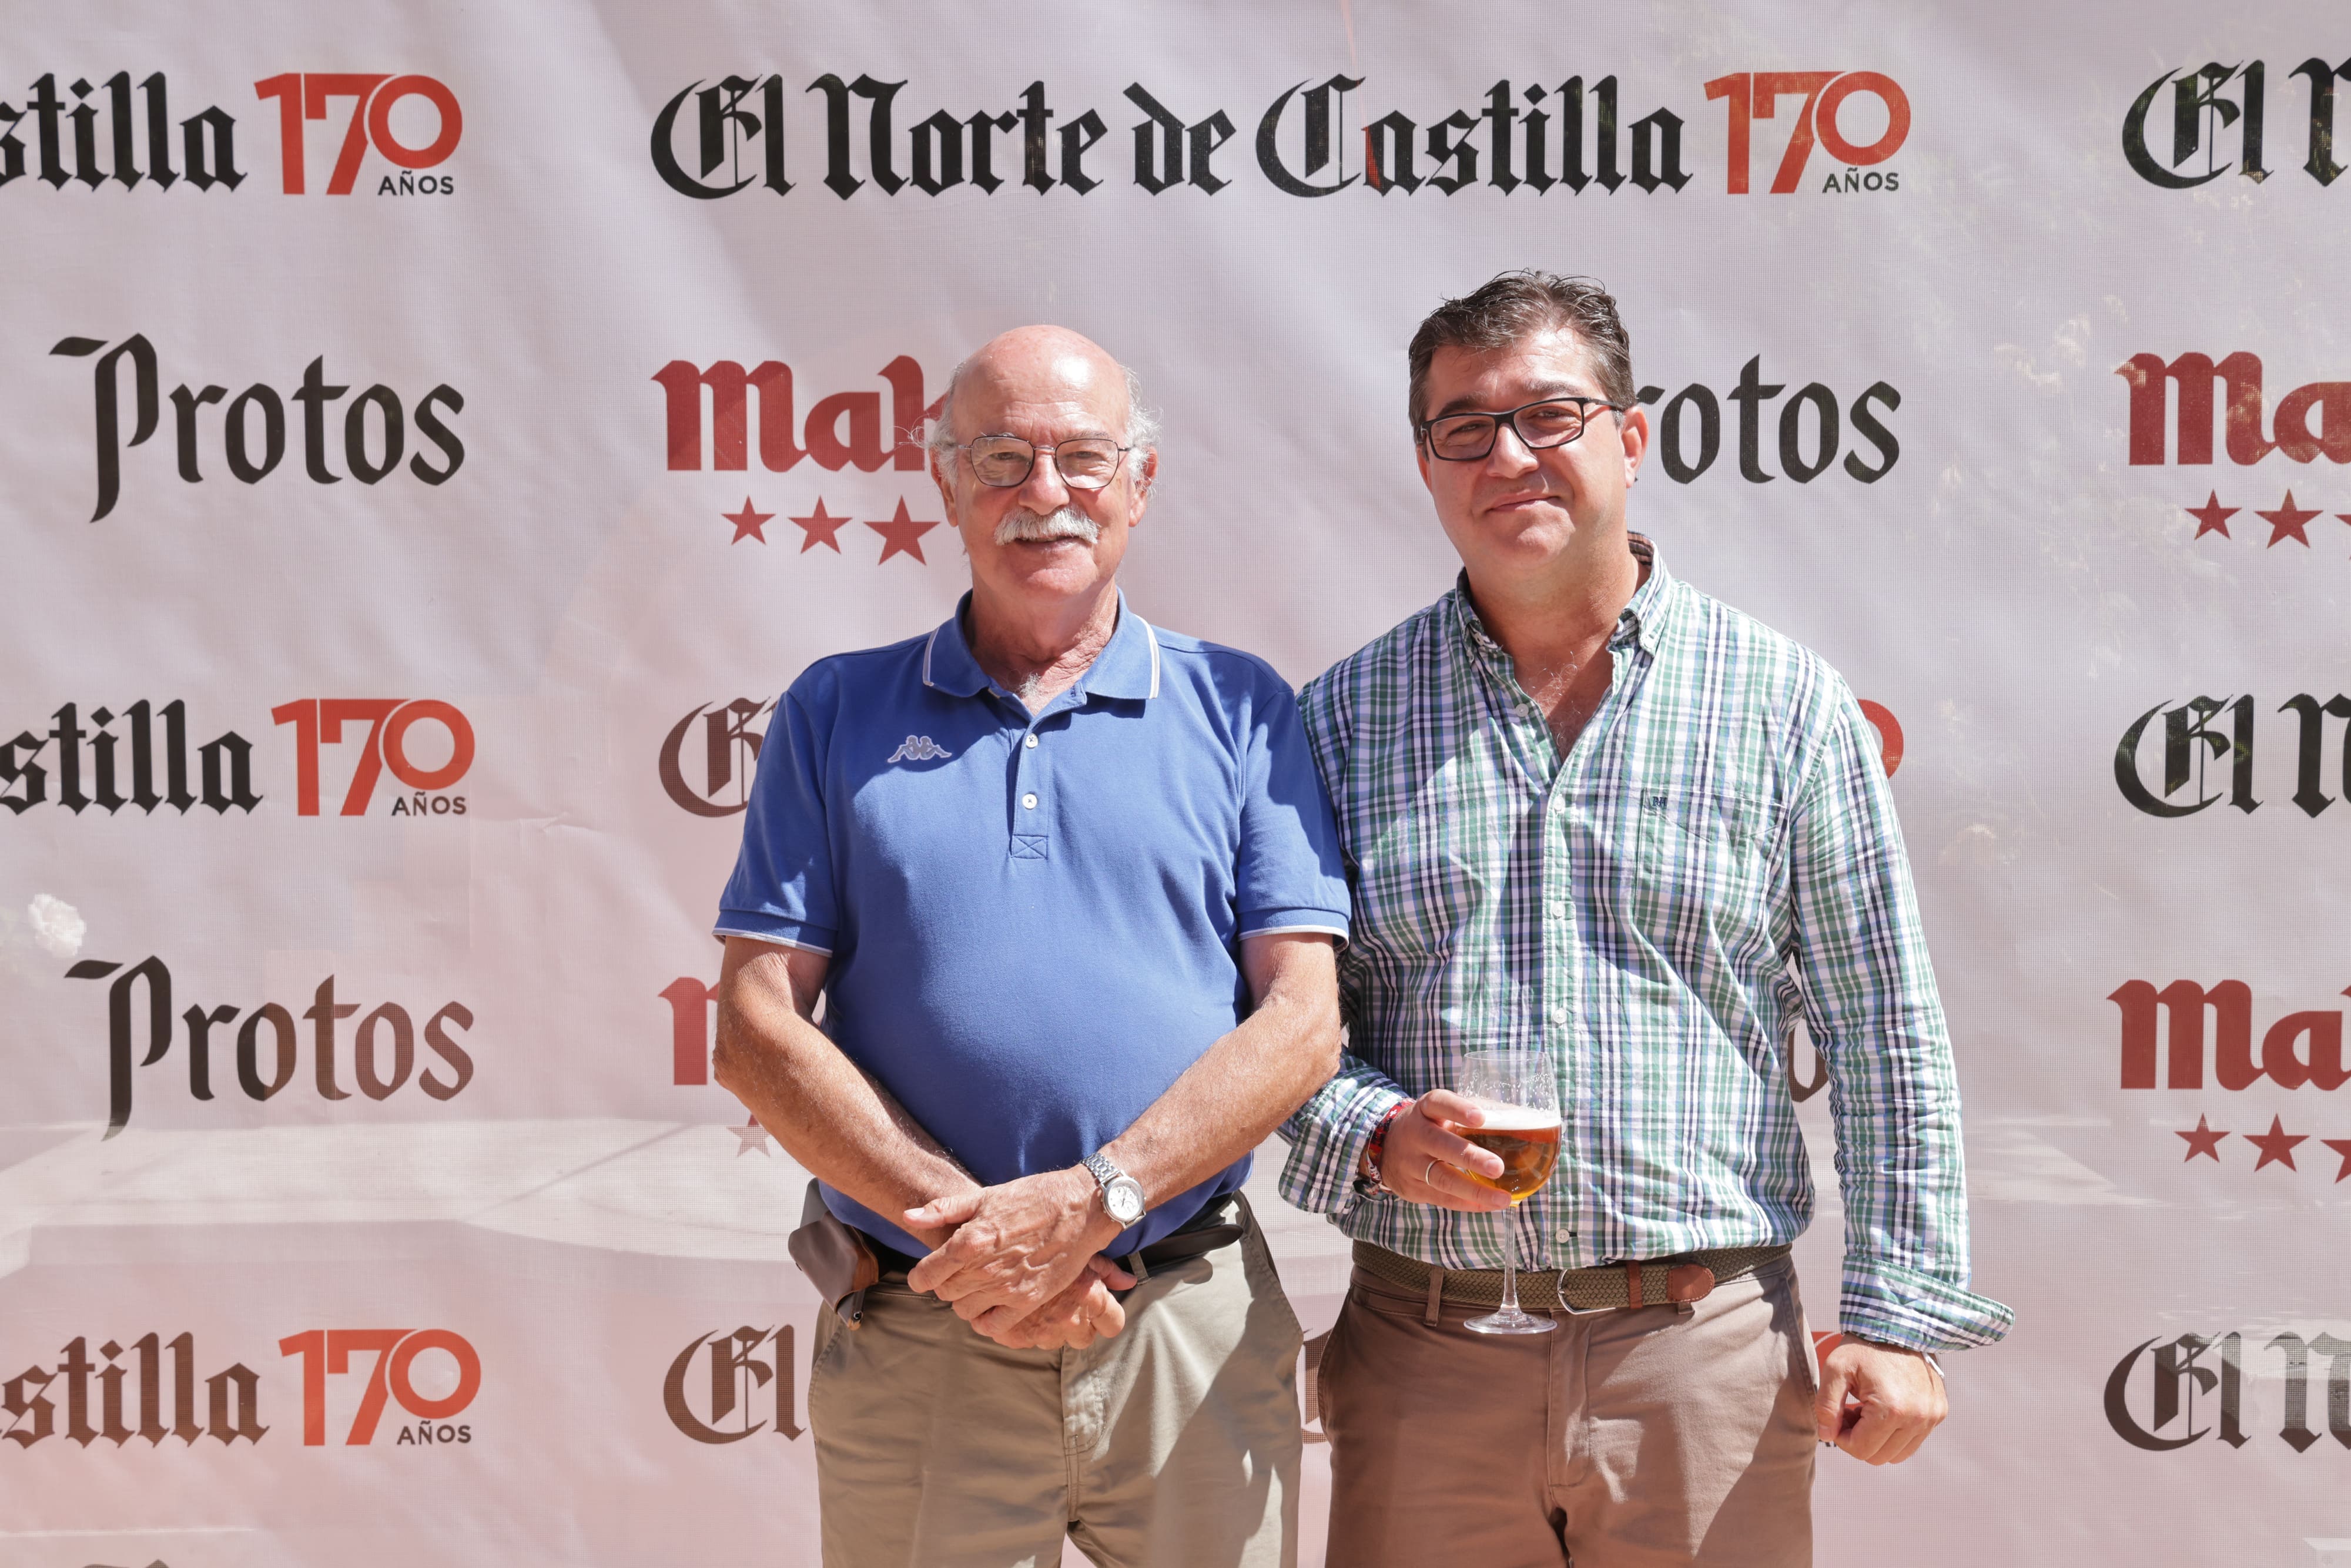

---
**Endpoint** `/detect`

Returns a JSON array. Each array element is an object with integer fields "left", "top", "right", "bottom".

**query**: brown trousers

[
  {"left": 1317, "top": 1255, "right": 1818, "bottom": 1567},
  {"left": 807, "top": 1197, "right": 1302, "bottom": 1568}
]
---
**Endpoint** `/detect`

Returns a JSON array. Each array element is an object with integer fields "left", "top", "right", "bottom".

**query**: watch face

[{"left": 1107, "top": 1179, "right": 1145, "bottom": 1225}]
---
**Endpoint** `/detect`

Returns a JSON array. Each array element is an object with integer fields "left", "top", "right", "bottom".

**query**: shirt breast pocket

[{"left": 1634, "top": 786, "right": 1780, "bottom": 935}]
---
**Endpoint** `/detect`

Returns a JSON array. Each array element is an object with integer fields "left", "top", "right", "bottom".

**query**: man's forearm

[
  {"left": 1100, "top": 934, "right": 1341, "bottom": 1205},
  {"left": 712, "top": 938, "right": 976, "bottom": 1244}
]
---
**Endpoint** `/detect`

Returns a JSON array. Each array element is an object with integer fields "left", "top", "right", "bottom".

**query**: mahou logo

[
  {"left": 2109, "top": 979, "right": 2350, "bottom": 1093},
  {"left": 2104, "top": 973, "right": 2351, "bottom": 1181},
  {"left": 655, "top": 356, "right": 952, "bottom": 561},
  {"left": 0, "top": 69, "right": 459, "bottom": 197},
  {"left": 2122, "top": 59, "right": 2351, "bottom": 190},
  {"left": 2114, "top": 693, "right": 2351, "bottom": 818},
  {"left": 663, "top": 1326, "right": 803, "bottom": 1443},
  {"left": 1703, "top": 71, "right": 1909, "bottom": 194},
  {"left": 660, "top": 698, "right": 772, "bottom": 817},
  {"left": 65, "top": 957, "right": 477, "bottom": 1138},
  {"left": 278, "top": 1329, "right": 479, "bottom": 1446},
  {"left": 661, "top": 975, "right": 718, "bottom": 1085},
  {"left": 3, "top": 1334, "right": 266, "bottom": 1449},
  {"left": 50, "top": 335, "right": 465, "bottom": 522},
  {"left": 2105, "top": 1331, "right": 2351, "bottom": 1451},
  {"left": 2118, "top": 351, "right": 2350, "bottom": 551}
]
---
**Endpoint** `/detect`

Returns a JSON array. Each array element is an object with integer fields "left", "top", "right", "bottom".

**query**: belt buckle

[{"left": 1545, "top": 1268, "right": 1610, "bottom": 1317}]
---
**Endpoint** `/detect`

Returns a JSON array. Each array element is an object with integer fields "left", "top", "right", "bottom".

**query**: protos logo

[
  {"left": 272, "top": 698, "right": 474, "bottom": 817},
  {"left": 252, "top": 73, "right": 461, "bottom": 195},
  {"left": 1633, "top": 360, "right": 1901, "bottom": 485},
  {"left": 49, "top": 335, "right": 465, "bottom": 522},
  {"left": 1703, "top": 72, "right": 1909, "bottom": 194},
  {"left": 66, "top": 957, "right": 477, "bottom": 1137},
  {"left": 2105, "top": 1331, "right": 2351, "bottom": 1451},
  {"left": 664, "top": 1327, "right": 804, "bottom": 1443},
  {"left": 278, "top": 1329, "right": 479, "bottom": 1446}
]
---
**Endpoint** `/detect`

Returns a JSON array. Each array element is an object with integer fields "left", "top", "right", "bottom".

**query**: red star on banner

[
  {"left": 869, "top": 498, "right": 940, "bottom": 564},
  {"left": 2246, "top": 1115, "right": 2306, "bottom": 1171},
  {"left": 2324, "top": 1138, "right": 2351, "bottom": 1184},
  {"left": 2184, "top": 491, "right": 2236, "bottom": 540},
  {"left": 2175, "top": 1115, "right": 2228, "bottom": 1161},
  {"left": 2256, "top": 490, "right": 2319, "bottom": 548},
  {"left": 722, "top": 497, "right": 773, "bottom": 545},
  {"left": 732, "top": 1116, "right": 773, "bottom": 1157},
  {"left": 790, "top": 497, "right": 851, "bottom": 554}
]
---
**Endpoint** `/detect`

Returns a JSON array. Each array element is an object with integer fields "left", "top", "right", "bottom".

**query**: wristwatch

[{"left": 1081, "top": 1152, "right": 1147, "bottom": 1227}]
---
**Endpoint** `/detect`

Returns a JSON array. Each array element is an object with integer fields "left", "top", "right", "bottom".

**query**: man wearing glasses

[
  {"left": 711, "top": 324, "right": 1348, "bottom": 1567},
  {"left": 1279, "top": 273, "right": 2010, "bottom": 1564}
]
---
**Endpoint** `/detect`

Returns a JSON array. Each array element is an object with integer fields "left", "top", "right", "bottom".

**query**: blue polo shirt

[{"left": 715, "top": 594, "right": 1351, "bottom": 1257}]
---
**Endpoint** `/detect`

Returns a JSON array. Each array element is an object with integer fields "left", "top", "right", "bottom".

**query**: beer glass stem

[{"left": 1499, "top": 1210, "right": 1521, "bottom": 1315}]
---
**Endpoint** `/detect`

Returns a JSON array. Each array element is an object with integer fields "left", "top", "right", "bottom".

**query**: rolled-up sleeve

[{"left": 1789, "top": 681, "right": 2013, "bottom": 1351}]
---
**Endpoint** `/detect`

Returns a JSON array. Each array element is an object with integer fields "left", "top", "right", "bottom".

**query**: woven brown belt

[{"left": 1352, "top": 1239, "right": 1791, "bottom": 1314}]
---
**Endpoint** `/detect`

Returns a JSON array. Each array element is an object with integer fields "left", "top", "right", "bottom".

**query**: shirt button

[
  {"left": 1551, "top": 1005, "right": 1569, "bottom": 1023},
  {"left": 1022, "top": 793, "right": 1039, "bottom": 809},
  {"left": 1555, "top": 1227, "right": 1573, "bottom": 1242},
  {"left": 1023, "top": 734, "right": 1038, "bottom": 749}
]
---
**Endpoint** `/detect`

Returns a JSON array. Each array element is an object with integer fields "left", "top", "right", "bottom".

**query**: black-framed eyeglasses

[
  {"left": 950, "top": 434, "right": 1131, "bottom": 490},
  {"left": 1416, "top": 397, "right": 1627, "bottom": 462}
]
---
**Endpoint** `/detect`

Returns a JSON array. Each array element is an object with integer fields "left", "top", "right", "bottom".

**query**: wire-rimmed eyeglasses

[
  {"left": 949, "top": 434, "right": 1131, "bottom": 490},
  {"left": 1416, "top": 397, "right": 1627, "bottom": 462}
]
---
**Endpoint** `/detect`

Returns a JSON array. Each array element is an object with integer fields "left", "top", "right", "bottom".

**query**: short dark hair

[{"left": 1406, "top": 270, "right": 1635, "bottom": 427}]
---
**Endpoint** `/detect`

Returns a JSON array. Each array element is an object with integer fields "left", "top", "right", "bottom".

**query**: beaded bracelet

[{"left": 1359, "top": 1101, "right": 1412, "bottom": 1192}]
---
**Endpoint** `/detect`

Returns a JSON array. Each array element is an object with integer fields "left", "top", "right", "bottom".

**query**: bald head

[{"left": 927, "top": 326, "right": 1158, "bottom": 479}]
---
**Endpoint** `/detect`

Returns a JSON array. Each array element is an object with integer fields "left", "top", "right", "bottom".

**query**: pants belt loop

[
  {"left": 1424, "top": 1268, "right": 1445, "bottom": 1326},
  {"left": 1126, "top": 1251, "right": 1150, "bottom": 1284},
  {"left": 1624, "top": 1258, "right": 1642, "bottom": 1309}
]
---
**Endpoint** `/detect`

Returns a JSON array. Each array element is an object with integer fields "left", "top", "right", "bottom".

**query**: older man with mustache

[{"left": 711, "top": 325, "right": 1349, "bottom": 1568}]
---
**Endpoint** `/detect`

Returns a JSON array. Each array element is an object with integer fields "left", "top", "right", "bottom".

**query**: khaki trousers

[
  {"left": 807, "top": 1197, "right": 1303, "bottom": 1568},
  {"left": 1318, "top": 1254, "right": 1818, "bottom": 1567}
]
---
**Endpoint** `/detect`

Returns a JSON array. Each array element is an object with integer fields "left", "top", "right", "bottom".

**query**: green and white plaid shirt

[{"left": 1280, "top": 536, "right": 2011, "bottom": 1352}]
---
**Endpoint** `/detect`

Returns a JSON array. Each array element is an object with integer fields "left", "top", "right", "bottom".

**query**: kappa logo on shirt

[{"left": 887, "top": 735, "right": 952, "bottom": 763}]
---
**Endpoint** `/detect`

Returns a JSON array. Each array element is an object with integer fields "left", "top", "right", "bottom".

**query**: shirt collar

[
  {"left": 1449, "top": 532, "right": 1676, "bottom": 662},
  {"left": 920, "top": 590, "right": 1161, "bottom": 703}
]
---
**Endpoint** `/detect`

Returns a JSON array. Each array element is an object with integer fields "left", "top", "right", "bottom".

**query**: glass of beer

[{"left": 1455, "top": 1048, "right": 1562, "bottom": 1336}]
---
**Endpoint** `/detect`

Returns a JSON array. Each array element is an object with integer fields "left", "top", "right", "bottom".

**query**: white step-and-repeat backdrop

[{"left": 3, "top": 2, "right": 2345, "bottom": 1563}]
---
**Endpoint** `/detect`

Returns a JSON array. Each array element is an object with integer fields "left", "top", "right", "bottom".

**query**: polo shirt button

[
  {"left": 1023, "top": 734, "right": 1038, "bottom": 749},
  {"left": 1022, "top": 793, "right": 1039, "bottom": 809}
]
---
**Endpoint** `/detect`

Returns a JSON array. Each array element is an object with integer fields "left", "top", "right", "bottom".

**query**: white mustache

[{"left": 994, "top": 506, "right": 1101, "bottom": 546}]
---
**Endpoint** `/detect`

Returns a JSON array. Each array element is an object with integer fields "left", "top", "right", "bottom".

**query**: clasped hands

[{"left": 900, "top": 1167, "right": 1133, "bottom": 1351}]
